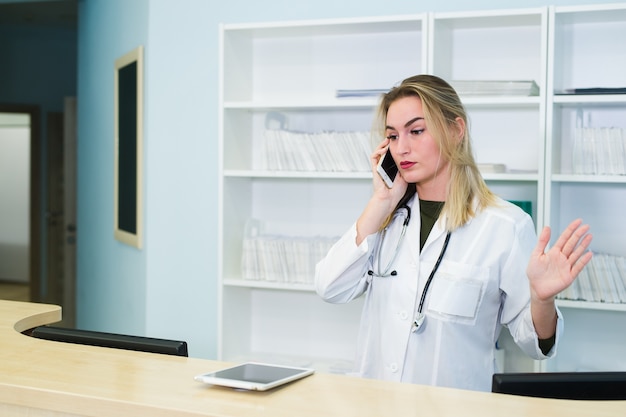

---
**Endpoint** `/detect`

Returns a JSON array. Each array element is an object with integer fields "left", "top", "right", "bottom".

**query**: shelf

[
  {"left": 550, "top": 174, "right": 626, "bottom": 183},
  {"left": 553, "top": 3, "right": 626, "bottom": 23},
  {"left": 223, "top": 278, "right": 315, "bottom": 292},
  {"left": 481, "top": 172, "right": 539, "bottom": 182},
  {"left": 556, "top": 299, "right": 626, "bottom": 312},
  {"left": 224, "top": 96, "right": 544, "bottom": 110},
  {"left": 223, "top": 170, "right": 542, "bottom": 182},
  {"left": 460, "top": 96, "right": 542, "bottom": 107},
  {"left": 552, "top": 95, "right": 626, "bottom": 105},
  {"left": 223, "top": 170, "right": 372, "bottom": 179},
  {"left": 223, "top": 99, "right": 380, "bottom": 110},
  {"left": 222, "top": 14, "right": 426, "bottom": 37},
  {"left": 431, "top": 7, "right": 546, "bottom": 28}
]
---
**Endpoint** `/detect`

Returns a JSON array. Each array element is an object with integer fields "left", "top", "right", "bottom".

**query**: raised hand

[{"left": 526, "top": 218, "right": 593, "bottom": 303}]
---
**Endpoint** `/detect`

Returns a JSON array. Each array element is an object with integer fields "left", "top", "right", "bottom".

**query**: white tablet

[{"left": 194, "top": 362, "right": 315, "bottom": 391}]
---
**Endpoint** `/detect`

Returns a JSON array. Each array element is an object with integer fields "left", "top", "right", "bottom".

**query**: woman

[{"left": 315, "top": 74, "right": 593, "bottom": 391}]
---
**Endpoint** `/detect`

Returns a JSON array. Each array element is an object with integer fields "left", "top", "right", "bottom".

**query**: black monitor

[
  {"left": 31, "top": 326, "right": 188, "bottom": 357},
  {"left": 492, "top": 372, "right": 626, "bottom": 400}
]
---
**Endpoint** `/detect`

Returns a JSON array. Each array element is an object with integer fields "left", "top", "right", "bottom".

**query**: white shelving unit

[
  {"left": 428, "top": 7, "right": 548, "bottom": 373},
  {"left": 544, "top": 3, "right": 626, "bottom": 373},
  {"left": 428, "top": 8, "right": 548, "bottom": 211},
  {"left": 218, "top": 4, "right": 626, "bottom": 376},
  {"left": 218, "top": 15, "right": 428, "bottom": 372}
]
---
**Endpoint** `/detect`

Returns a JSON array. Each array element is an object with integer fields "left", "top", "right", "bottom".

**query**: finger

[
  {"left": 568, "top": 232, "right": 593, "bottom": 265},
  {"left": 550, "top": 218, "right": 583, "bottom": 253},
  {"left": 531, "top": 226, "right": 551, "bottom": 257},
  {"left": 561, "top": 222, "right": 591, "bottom": 258},
  {"left": 376, "top": 138, "right": 390, "bottom": 151},
  {"left": 371, "top": 139, "right": 389, "bottom": 163},
  {"left": 571, "top": 249, "right": 593, "bottom": 278}
]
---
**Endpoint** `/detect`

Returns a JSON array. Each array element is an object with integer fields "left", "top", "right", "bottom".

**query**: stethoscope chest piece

[{"left": 412, "top": 313, "right": 426, "bottom": 333}]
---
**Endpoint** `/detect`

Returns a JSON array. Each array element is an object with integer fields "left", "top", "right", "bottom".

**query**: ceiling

[{"left": 0, "top": 1, "right": 78, "bottom": 29}]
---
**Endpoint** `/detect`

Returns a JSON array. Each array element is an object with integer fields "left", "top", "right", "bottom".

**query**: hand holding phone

[{"left": 376, "top": 149, "right": 398, "bottom": 188}]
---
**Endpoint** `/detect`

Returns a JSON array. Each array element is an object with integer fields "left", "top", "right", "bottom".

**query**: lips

[{"left": 400, "top": 161, "right": 416, "bottom": 169}]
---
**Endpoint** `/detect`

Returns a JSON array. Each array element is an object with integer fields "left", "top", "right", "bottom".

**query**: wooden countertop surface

[{"left": 0, "top": 299, "right": 624, "bottom": 417}]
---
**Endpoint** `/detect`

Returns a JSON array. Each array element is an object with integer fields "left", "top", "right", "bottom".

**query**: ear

[{"left": 453, "top": 116, "right": 466, "bottom": 143}]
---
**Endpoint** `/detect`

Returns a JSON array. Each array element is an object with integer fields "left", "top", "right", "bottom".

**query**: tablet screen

[{"left": 194, "top": 362, "right": 315, "bottom": 391}]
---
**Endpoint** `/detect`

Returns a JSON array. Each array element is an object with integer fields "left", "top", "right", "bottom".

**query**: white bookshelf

[
  {"left": 218, "top": 4, "right": 626, "bottom": 376},
  {"left": 428, "top": 7, "right": 549, "bottom": 373},
  {"left": 428, "top": 7, "right": 548, "bottom": 227},
  {"left": 218, "top": 15, "right": 428, "bottom": 373},
  {"left": 543, "top": 3, "right": 626, "bottom": 373}
]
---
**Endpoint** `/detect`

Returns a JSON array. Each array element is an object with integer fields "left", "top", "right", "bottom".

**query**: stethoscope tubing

[
  {"left": 416, "top": 231, "right": 451, "bottom": 316},
  {"left": 366, "top": 203, "right": 452, "bottom": 332},
  {"left": 368, "top": 205, "right": 411, "bottom": 278}
]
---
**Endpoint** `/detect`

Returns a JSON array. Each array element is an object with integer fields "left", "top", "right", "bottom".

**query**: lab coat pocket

[{"left": 426, "top": 263, "right": 488, "bottom": 325}]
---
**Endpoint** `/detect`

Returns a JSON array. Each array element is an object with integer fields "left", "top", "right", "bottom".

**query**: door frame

[{"left": 0, "top": 104, "right": 41, "bottom": 302}]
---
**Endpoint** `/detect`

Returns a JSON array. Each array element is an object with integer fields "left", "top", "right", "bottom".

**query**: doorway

[
  {"left": 0, "top": 105, "right": 40, "bottom": 302},
  {"left": 0, "top": 0, "right": 79, "bottom": 326},
  {"left": 0, "top": 102, "right": 76, "bottom": 326}
]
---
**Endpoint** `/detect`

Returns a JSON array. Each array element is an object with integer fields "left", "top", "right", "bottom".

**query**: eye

[
  {"left": 411, "top": 129, "right": 424, "bottom": 135},
  {"left": 386, "top": 133, "right": 399, "bottom": 141}
]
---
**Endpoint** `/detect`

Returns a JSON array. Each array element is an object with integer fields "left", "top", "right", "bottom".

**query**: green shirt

[{"left": 419, "top": 199, "right": 444, "bottom": 252}]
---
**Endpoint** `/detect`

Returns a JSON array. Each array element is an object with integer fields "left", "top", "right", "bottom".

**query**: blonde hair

[{"left": 375, "top": 74, "right": 497, "bottom": 231}]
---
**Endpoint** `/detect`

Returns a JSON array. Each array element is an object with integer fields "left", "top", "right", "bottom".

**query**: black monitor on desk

[
  {"left": 492, "top": 371, "right": 626, "bottom": 400},
  {"left": 31, "top": 326, "right": 188, "bottom": 357}
]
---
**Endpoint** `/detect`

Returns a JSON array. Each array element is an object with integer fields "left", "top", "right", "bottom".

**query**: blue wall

[
  {"left": 75, "top": 0, "right": 149, "bottom": 336},
  {"left": 76, "top": 0, "right": 625, "bottom": 359}
]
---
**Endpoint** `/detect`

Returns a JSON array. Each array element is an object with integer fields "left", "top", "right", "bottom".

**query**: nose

[{"left": 394, "top": 133, "right": 411, "bottom": 155}]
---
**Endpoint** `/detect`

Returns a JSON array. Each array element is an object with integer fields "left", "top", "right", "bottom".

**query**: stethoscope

[
  {"left": 412, "top": 231, "right": 451, "bottom": 332},
  {"left": 368, "top": 205, "right": 411, "bottom": 278},
  {"left": 367, "top": 204, "right": 452, "bottom": 333}
]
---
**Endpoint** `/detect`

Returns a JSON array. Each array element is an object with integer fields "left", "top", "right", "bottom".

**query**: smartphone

[{"left": 376, "top": 148, "right": 398, "bottom": 188}]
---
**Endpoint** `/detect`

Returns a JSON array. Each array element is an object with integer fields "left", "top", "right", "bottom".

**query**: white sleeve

[
  {"left": 315, "top": 222, "right": 377, "bottom": 304},
  {"left": 511, "top": 303, "right": 564, "bottom": 359},
  {"left": 500, "top": 215, "right": 563, "bottom": 359}
]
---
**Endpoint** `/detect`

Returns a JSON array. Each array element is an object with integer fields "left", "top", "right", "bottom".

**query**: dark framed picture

[{"left": 114, "top": 45, "right": 143, "bottom": 248}]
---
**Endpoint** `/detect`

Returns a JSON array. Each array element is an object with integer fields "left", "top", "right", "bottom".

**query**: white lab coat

[{"left": 315, "top": 195, "right": 563, "bottom": 392}]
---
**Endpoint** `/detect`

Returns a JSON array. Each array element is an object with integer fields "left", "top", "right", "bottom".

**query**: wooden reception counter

[{"left": 1, "top": 299, "right": 624, "bottom": 417}]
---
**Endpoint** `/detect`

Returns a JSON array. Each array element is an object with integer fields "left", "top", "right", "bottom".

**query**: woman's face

[{"left": 385, "top": 96, "right": 450, "bottom": 199}]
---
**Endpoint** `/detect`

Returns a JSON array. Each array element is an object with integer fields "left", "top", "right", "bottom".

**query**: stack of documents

[
  {"left": 450, "top": 80, "right": 540, "bottom": 96},
  {"left": 262, "top": 129, "right": 372, "bottom": 172},
  {"left": 477, "top": 163, "right": 507, "bottom": 173},
  {"left": 572, "top": 127, "right": 626, "bottom": 175},
  {"left": 556, "top": 87, "right": 626, "bottom": 95},
  {"left": 335, "top": 89, "right": 388, "bottom": 98},
  {"left": 557, "top": 253, "right": 626, "bottom": 304},
  {"left": 241, "top": 235, "right": 339, "bottom": 285}
]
